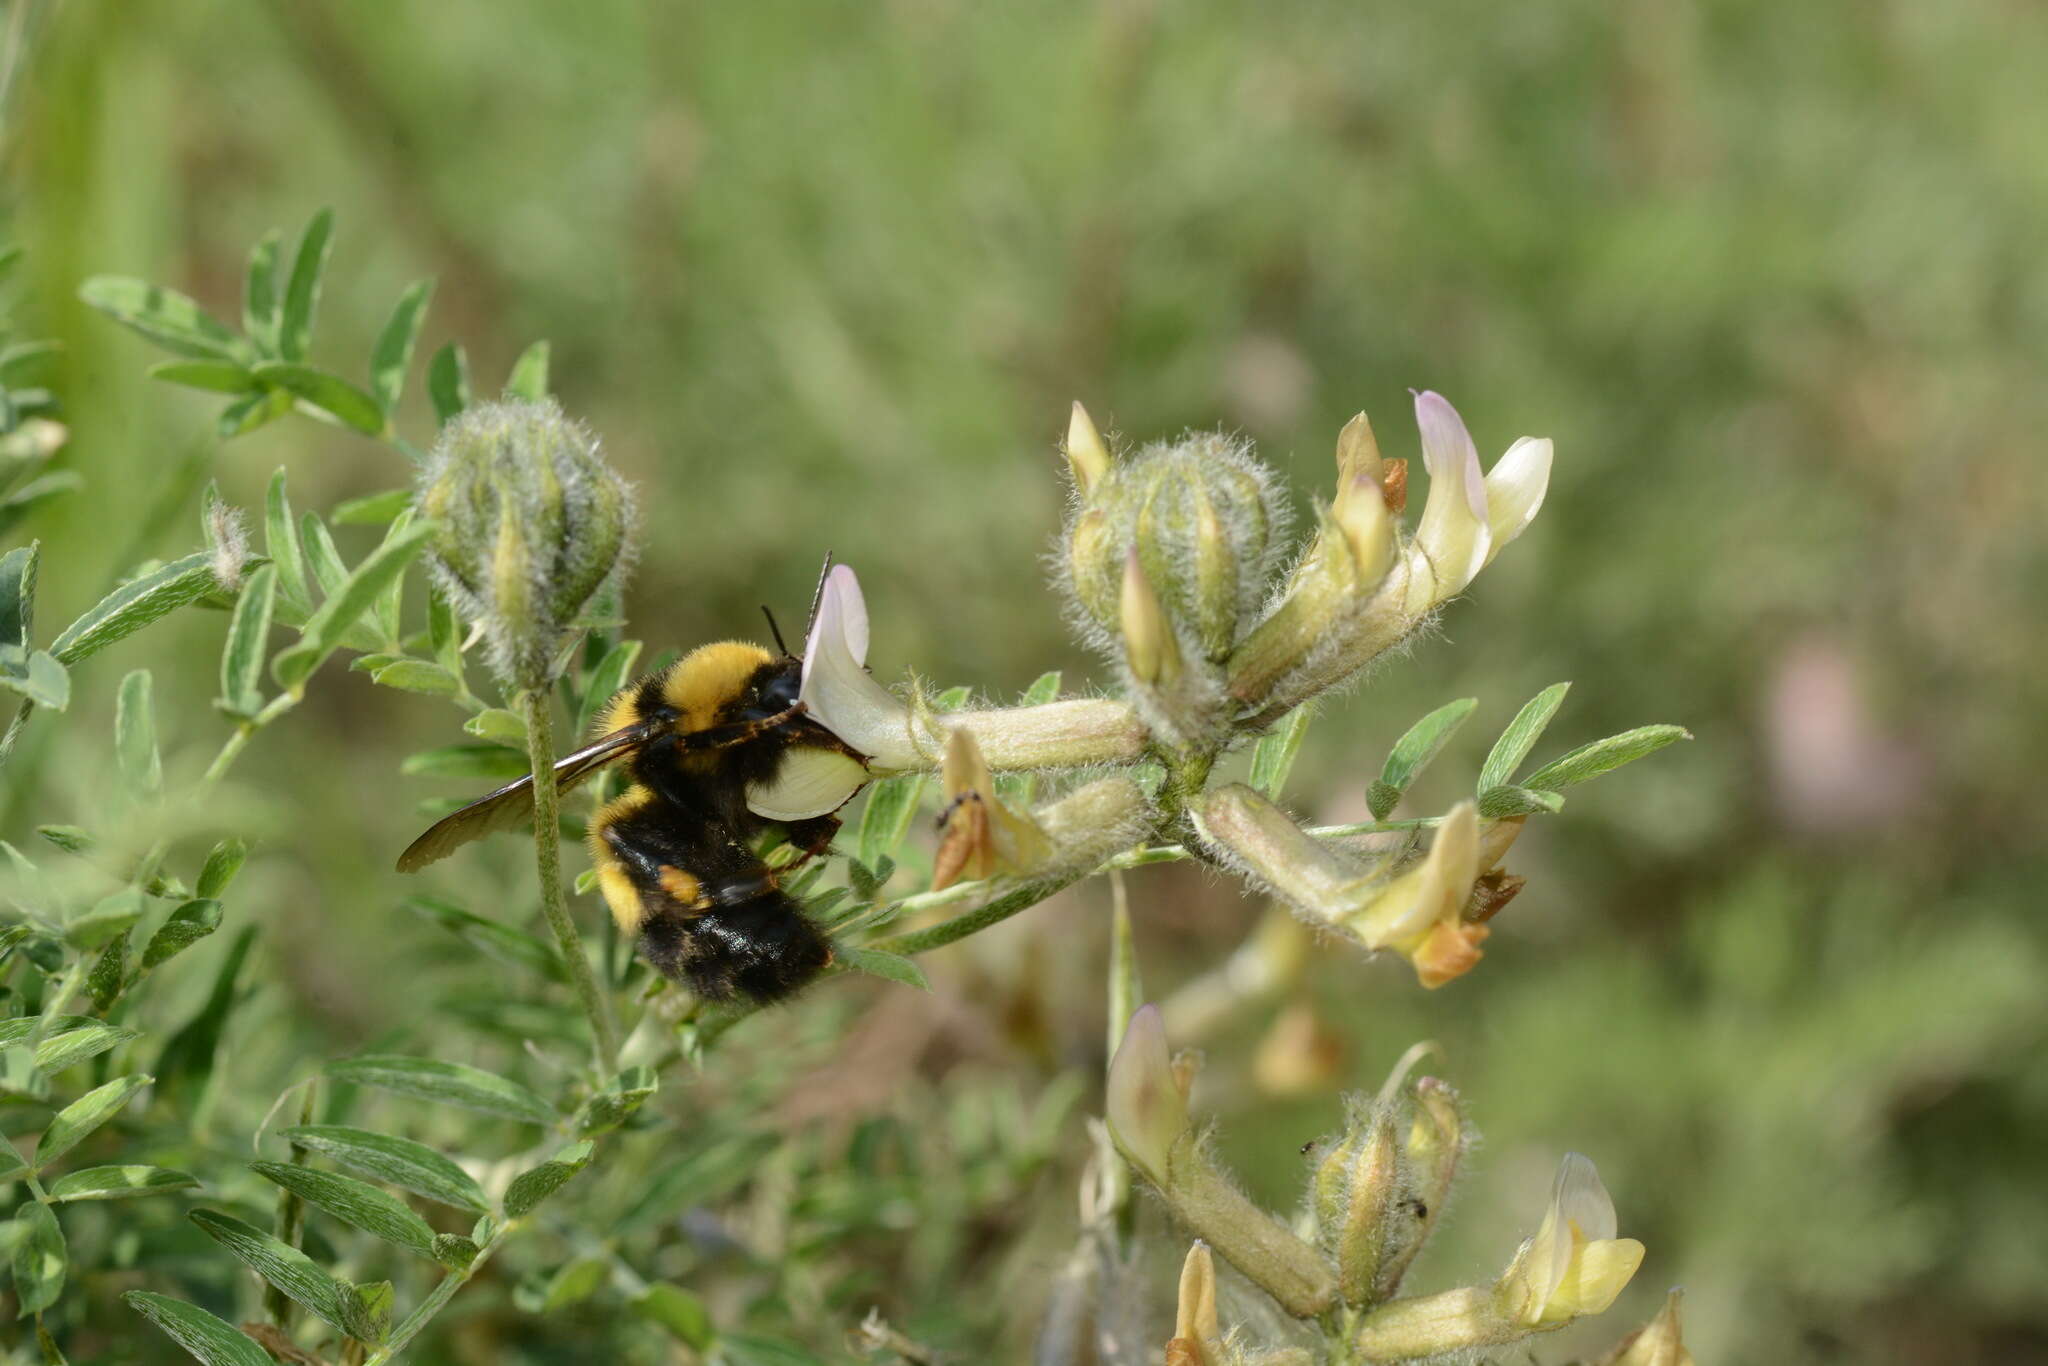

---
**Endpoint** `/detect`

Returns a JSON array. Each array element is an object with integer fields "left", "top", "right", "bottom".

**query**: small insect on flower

[{"left": 397, "top": 558, "right": 875, "bottom": 1003}]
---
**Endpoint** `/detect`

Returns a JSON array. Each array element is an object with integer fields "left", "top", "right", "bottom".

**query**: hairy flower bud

[
  {"left": 1597, "top": 1289, "right": 1694, "bottom": 1366},
  {"left": 1059, "top": 423, "right": 1288, "bottom": 663},
  {"left": 418, "top": 399, "right": 635, "bottom": 688}
]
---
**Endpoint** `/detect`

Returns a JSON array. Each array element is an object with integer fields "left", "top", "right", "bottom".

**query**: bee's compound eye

[{"left": 759, "top": 669, "right": 800, "bottom": 713}]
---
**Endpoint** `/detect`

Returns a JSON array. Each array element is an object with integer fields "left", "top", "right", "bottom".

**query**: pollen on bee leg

[{"left": 657, "top": 865, "right": 710, "bottom": 911}]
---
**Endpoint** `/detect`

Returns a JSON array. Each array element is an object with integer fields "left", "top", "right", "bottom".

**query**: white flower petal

[
  {"left": 795, "top": 562, "right": 919, "bottom": 770},
  {"left": 746, "top": 748, "right": 872, "bottom": 821},
  {"left": 1405, "top": 391, "right": 1492, "bottom": 610},
  {"left": 1483, "top": 436, "right": 1552, "bottom": 565}
]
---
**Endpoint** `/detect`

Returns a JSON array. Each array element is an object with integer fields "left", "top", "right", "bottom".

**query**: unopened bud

[
  {"left": 1321, "top": 1103, "right": 1405, "bottom": 1307},
  {"left": 1105, "top": 1004, "right": 1189, "bottom": 1186},
  {"left": 1172, "top": 1240, "right": 1221, "bottom": 1363},
  {"left": 1059, "top": 424, "right": 1287, "bottom": 662},
  {"left": 1597, "top": 1289, "right": 1694, "bottom": 1366},
  {"left": 418, "top": 398, "right": 635, "bottom": 688},
  {"left": 1064, "top": 400, "right": 1112, "bottom": 496},
  {"left": 1121, "top": 548, "right": 1183, "bottom": 686}
]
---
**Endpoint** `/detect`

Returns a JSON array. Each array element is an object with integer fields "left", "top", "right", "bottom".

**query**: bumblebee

[{"left": 397, "top": 608, "right": 871, "bottom": 1003}]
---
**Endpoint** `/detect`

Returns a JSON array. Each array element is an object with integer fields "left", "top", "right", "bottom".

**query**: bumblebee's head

[{"left": 738, "top": 656, "right": 802, "bottom": 723}]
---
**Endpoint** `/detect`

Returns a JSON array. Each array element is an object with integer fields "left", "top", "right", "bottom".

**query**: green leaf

[
  {"left": 216, "top": 386, "right": 293, "bottom": 440},
  {"left": 271, "top": 521, "right": 435, "bottom": 690},
  {"left": 1477, "top": 785, "right": 1568, "bottom": 819},
  {"left": 857, "top": 776, "right": 926, "bottom": 871},
  {"left": 401, "top": 743, "right": 529, "bottom": 780},
  {"left": 263, "top": 470, "right": 312, "bottom": 617},
  {"left": 1371, "top": 697, "right": 1478, "bottom": 820},
  {"left": 87, "top": 931, "right": 129, "bottom": 1012},
  {"left": 152, "top": 928, "right": 253, "bottom": 1094},
  {"left": 0, "top": 338, "right": 61, "bottom": 382},
  {"left": 50, "top": 551, "right": 217, "bottom": 666},
  {"left": 279, "top": 1126, "right": 489, "bottom": 1213},
  {"left": 35, "top": 1020, "right": 139, "bottom": 1073},
  {"left": 142, "top": 898, "right": 225, "bottom": 969},
  {"left": 1250, "top": 704, "right": 1316, "bottom": 799},
  {"left": 719, "top": 1332, "right": 819, "bottom": 1366},
  {"left": 532, "top": 1257, "right": 607, "bottom": 1312},
  {"left": 323, "top": 1055, "right": 555, "bottom": 1126},
  {"left": 0, "top": 542, "right": 37, "bottom": 649},
  {"left": 504, "top": 340, "right": 550, "bottom": 400},
  {"left": 250, "top": 362, "right": 385, "bottom": 436},
  {"left": 462, "top": 708, "right": 526, "bottom": 745},
  {"left": 146, "top": 360, "right": 256, "bottom": 394},
  {"left": 301, "top": 512, "right": 348, "bottom": 601},
  {"left": 1478, "top": 683, "right": 1572, "bottom": 793},
  {"left": 1521, "top": 724, "right": 1692, "bottom": 792},
  {"left": 839, "top": 946, "right": 929, "bottom": 992},
  {"left": 196, "top": 840, "right": 248, "bottom": 899},
  {"left": 431, "top": 1233, "right": 479, "bottom": 1270},
  {"left": 501, "top": 1139, "right": 593, "bottom": 1217},
  {"left": 278, "top": 209, "right": 333, "bottom": 364},
  {"left": 240, "top": 231, "right": 284, "bottom": 356},
  {"left": 77, "top": 277, "right": 242, "bottom": 362},
  {"left": 406, "top": 895, "right": 562, "bottom": 980},
  {"left": 573, "top": 1066, "right": 656, "bottom": 1137},
  {"left": 427, "top": 342, "right": 470, "bottom": 425},
  {"left": 0, "top": 647, "right": 68, "bottom": 709},
  {"left": 115, "top": 669, "right": 162, "bottom": 799},
  {"left": 11, "top": 1201, "right": 66, "bottom": 1315},
  {"left": 37, "top": 1074, "right": 152, "bottom": 1168},
  {"left": 575, "top": 638, "right": 643, "bottom": 736},
  {"left": 250, "top": 1161, "right": 435, "bottom": 1255},
  {"left": 0, "top": 1139, "right": 26, "bottom": 1182},
  {"left": 426, "top": 585, "right": 463, "bottom": 675},
  {"left": 50, "top": 1164, "right": 198, "bottom": 1202},
  {"left": 370, "top": 280, "right": 433, "bottom": 415},
  {"left": 217, "top": 563, "right": 276, "bottom": 717},
  {"left": 67, "top": 887, "right": 147, "bottom": 949},
  {"left": 188, "top": 1208, "right": 366, "bottom": 1341},
  {"left": 331, "top": 489, "right": 412, "bottom": 525},
  {"left": 36, "top": 825, "right": 92, "bottom": 856},
  {"left": 126, "top": 1291, "right": 274, "bottom": 1366},
  {"left": 631, "top": 1283, "right": 713, "bottom": 1348},
  {"left": 0, "top": 472, "right": 84, "bottom": 538},
  {"left": 370, "top": 658, "right": 460, "bottom": 697}
]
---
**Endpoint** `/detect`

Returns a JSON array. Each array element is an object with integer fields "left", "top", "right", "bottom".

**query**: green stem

[
  {"left": 265, "top": 1086, "right": 320, "bottom": 1328},
  {"left": 522, "top": 687, "right": 618, "bottom": 1073},
  {"left": 361, "top": 1222, "right": 517, "bottom": 1366},
  {"left": 867, "top": 871, "right": 1088, "bottom": 957}
]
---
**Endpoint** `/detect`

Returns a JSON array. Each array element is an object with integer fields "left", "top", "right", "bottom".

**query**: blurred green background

[{"left": 6, "top": 0, "right": 2047, "bottom": 1360}]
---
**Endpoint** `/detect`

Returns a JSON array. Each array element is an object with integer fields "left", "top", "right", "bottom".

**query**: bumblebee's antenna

[
  {"left": 761, "top": 605, "right": 792, "bottom": 657},
  {"left": 803, "top": 550, "right": 834, "bottom": 640}
]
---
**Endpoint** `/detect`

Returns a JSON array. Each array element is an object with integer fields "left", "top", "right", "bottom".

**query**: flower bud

[
  {"left": 1059, "top": 425, "right": 1287, "bottom": 662},
  {"left": 1313, "top": 1100, "right": 1406, "bottom": 1306},
  {"left": 1252, "top": 1002, "right": 1344, "bottom": 1097},
  {"left": 1108, "top": 1005, "right": 1338, "bottom": 1319},
  {"left": 1120, "top": 548, "right": 1183, "bottom": 687},
  {"left": 1064, "top": 401, "right": 1112, "bottom": 496},
  {"left": 1598, "top": 1289, "right": 1694, "bottom": 1366},
  {"left": 1106, "top": 1004, "right": 1189, "bottom": 1186},
  {"left": 1170, "top": 1240, "right": 1222, "bottom": 1365},
  {"left": 417, "top": 399, "right": 635, "bottom": 687}
]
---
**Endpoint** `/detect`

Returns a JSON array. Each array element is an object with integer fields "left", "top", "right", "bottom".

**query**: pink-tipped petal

[{"left": 1405, "top": 391, "right": 1493, "bottom": 609}]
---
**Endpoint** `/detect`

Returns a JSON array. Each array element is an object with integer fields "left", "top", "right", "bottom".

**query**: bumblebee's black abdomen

[
  {"left": 593, "top": 784, "right": 833, "bottom": 1004},
  {"left": 638, "top": 893, "right": 832, "bottom": 1003}
]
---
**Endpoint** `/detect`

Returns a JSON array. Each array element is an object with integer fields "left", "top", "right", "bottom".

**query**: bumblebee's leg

[{"left": 777, "top": 813, "right": 842, "bottom": 868}]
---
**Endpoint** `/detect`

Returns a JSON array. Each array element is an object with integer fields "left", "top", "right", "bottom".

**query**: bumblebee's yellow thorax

[{"left": 663, "top": 641, "right": 773, "bottom": 733}]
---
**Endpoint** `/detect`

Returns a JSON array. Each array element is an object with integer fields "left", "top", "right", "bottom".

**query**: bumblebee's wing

[{"left": 396, "top": 719, "right": 665, "bottom": 873}]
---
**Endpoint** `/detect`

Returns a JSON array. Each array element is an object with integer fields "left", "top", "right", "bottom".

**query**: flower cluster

[{"left": 1110, "top": 1008, "right": 1660, "bottom": 1363}]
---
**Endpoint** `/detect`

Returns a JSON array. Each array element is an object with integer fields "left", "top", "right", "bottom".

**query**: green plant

[{"left": 0, "top": 214, "right": 1693, "bottom": 1364}]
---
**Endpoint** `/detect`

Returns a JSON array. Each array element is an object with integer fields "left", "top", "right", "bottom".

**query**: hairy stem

[
  {"left": 522, "top": 688, "right": 618, "bottom": 1073},
  {"left": 867, "top": 870, "right": 1088, "bottom": 957}
]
